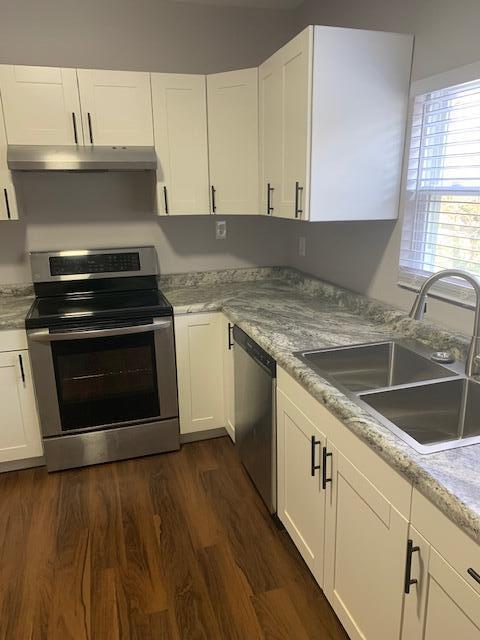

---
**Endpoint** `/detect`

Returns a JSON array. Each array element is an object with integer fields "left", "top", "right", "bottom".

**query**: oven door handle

[{"left": 28, "top": 318, "right": 172, "bottom": 342}]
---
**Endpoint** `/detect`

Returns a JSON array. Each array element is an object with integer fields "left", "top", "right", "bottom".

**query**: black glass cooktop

[{"left": 25, "top": 289, "right": 173, "bottom": 329}]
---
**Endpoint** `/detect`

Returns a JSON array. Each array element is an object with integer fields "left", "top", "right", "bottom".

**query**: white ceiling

[{"left": 170, "top": 0, "right": 302, "bottom": 10}]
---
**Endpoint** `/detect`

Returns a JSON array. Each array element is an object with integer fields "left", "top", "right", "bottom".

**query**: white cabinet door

[
  {"left": 324, "top": 442, "right": 408, "bottom": 640},
  {"left": 277, "top": 27, "right": 312, "bottom": 220},
  {"left": 221, "top": 315, "right": 235, "bottom": 442},
  {"left": 0, "top": 99, "right": 18, "bottom": 220},
  {"left": 207, "top": 68, "right": 258, "bottom": 215},
  {"left": 0, "top": 350, "right": 43, "bottom": 463},
  {"left": 152, "top": 73, "right": 209, "bottom": 215},
  {"left": 402, "top": 525, "right": 480, "bottom": 640},
  {"left": 259, "top": 52, "right": 282, "bottom": 217},
  {"left": 0, "top": 65, "right": 81, "bottom": 145},
  {"left": 174, "top": 313, "right": 225, "bottom": 435},
  {"left": 77, "top": 69, "right": 154, "bottom": 146},
  {"left": 277, "top": 389, "right": 326, "bottom": 586}
]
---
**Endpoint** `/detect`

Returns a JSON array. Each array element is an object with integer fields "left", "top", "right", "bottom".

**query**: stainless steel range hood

[{"left": 7, "top": 145, "right": 157, "bottom": 171}]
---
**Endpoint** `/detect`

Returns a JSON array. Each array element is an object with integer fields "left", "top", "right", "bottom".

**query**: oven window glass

[{"left": 51, "top": 332, "right": 160, "bottom": 430}]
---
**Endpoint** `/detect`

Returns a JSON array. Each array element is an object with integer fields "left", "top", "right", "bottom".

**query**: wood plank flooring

[{"left": 0, "top": 436, "right": 349, "bottom": 639}]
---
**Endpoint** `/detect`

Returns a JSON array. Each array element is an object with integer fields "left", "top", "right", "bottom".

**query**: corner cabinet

[
  {"left": 259, "top": 29, "right": 312, "bottom": 219},
  {"left": 174, "top": 313, "right": 225, "bottom": 436},
  {"left": 260, "top": 26, "right": 413, "bottom": 221},
  {"left": 207, "top": 68, "right": 259, "bottom": 215},
  {"left": 151, "top": 73, "right": 210, "bottom": 216},
  {"left": 0, "top": 333, "right": 43, "bottom": 464}
]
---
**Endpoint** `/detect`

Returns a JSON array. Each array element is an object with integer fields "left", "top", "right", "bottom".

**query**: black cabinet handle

[
  {"left": 163, "top": 186, "right": 169, "bottom": 214},
  {"left": 72, "top": 112, "right": 78, "bottom": 144},
  {"left": 18, "top": 354, "right": 25, "bottom": 384},
  {"left": 267, "top": 183, "right": 274, "bottom": 215},
  {"left": 468, "top": 567, "right": 480, "bottom": 585},
  {"left": 3, "top": 188, "right": 11, "bottom": 220},
  {"left": 228, "top": 323, "right": 234, "bottom": 350},
  {"left": 404, "top": 539, "right": 420, "bottom": 594},
  {"left": 295, "top": 181, "right": 304, "bottom": 218},
  {"left": 87, "top": 112, "right": 94, "bottom": 144},
  {"left": 211, "top": 185, "right": 216, "bottom": 213},
  {"left": 311, "top": 436, "right": 321, "bottom": 477},
  {"left": 322, "top": 446, "right": 332, "bottom": 489}
]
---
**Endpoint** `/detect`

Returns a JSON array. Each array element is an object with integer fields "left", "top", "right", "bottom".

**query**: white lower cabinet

[
  {"left": 324, "top": 442, "right": 409, "bottom": 640},
  {"left": 402, "top": 490, "right": 480, "bottom": 640},
  {"left": 221, "top": 314, "right": 235, "bottom": 442},
  {"left": 0, "top": 346, "right": 43, "bottom": 463},
  {"left": 277, "top": 368, "right": 411, "bottom": 640},
  {"left": 402, "top": 526, "right": 480, "bottom": 640},
  {"left": 174, "top": 312, "right": 225, "bottom": 435},
  {"left": 277, "top": 388, "right": 326, "bottom": 585},
  {"left": 277, "top": 367, "right": 480, "bottom": 640}
]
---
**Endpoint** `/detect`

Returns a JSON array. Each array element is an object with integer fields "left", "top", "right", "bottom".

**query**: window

[{"left": 399, "top": 74, "right": 480, "bottom": 304}]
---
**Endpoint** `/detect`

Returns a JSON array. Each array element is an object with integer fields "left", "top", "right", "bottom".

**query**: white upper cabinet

[
  {"left": 277, "top": 28, "right": 312, "bottom": 219},
  {"left": 0, "top": 99, "right": 18, "bottom": 220},
  {"left": 309, "top": 26, "right": 413, "bottom": 221},
  {"left": 77, "top": 69, "right": 154, "bottom": 146},
  {"left": 259, "top": 26, "right": 413, "bottom": 221},
  {"left": 207, "top": 68, "right": 259, "bottom": 215},
  {"left": 0, "top": 65, "right": 81, "bottom": 145},
  {"left": 151, "top": 73, "right": 209, "bottom": 215},
  {"left": 259, "top": 52, "right": 282, "bottom": 217}
]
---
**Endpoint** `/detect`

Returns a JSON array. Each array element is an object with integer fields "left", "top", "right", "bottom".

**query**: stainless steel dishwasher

[{"left": 233, "top": 325, "right": 277, "bottom": 514}]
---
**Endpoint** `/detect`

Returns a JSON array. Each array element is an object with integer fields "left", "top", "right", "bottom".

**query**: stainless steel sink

[
  {"left": 296, "top": 341, "right": 457, "bottom": 393},
  {"left": 359, "top": 378, "right": 480, "bottom": 453}
]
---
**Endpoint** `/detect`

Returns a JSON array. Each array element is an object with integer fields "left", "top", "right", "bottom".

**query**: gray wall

[
  {"left": 0, "top": 0, "right": 295, "bottom": 73},
  {"left": 0, "top": 0, "right": 297, "bottom": 284},
  {"left": 291, "top": 0, "right": 480, "bottom": 335},
  {"left": 1, "top": 173, "right": 292, "bottom": 282}
]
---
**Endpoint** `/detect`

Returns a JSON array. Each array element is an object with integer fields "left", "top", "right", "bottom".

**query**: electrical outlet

[
  {"left": 215, "top": 220, "right": 227, "bottom": 240},
  {"left": 299, "top": 236, "right": 306, "bottom": 257}
]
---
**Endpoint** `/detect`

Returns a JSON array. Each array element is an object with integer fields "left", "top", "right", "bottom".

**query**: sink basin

[
  {"left": 359, "top": 378, "right": 480, "bottom": 453},
  {"left": 297, "top": 341, "right": 456, "bottom": 393}
]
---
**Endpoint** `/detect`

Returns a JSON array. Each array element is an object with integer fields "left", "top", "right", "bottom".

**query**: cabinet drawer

[
  {"left": 277, "top": 367, "right": 412, "bottom": 517},
  {"left": 411, "top": 489, "right": 480, "bottom": 596}
]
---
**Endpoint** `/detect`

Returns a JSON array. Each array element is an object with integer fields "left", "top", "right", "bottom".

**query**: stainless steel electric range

[{"left": 25, "top": 246, "right": 179, "bottom": 472}]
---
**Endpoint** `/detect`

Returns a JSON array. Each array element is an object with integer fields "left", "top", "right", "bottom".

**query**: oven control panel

[
  {"left": 49, "top": 252, "right": 141, "bottom": 276},
  {"left": 30, "top": 246, "right": 159, "bottom": 283}
]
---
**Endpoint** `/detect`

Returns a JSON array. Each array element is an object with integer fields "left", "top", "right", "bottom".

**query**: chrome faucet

[{"left": 409, "top": 269, "right": 480, "bottom": 377}]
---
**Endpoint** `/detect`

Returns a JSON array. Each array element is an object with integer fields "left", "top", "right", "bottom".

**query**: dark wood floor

[{"left": 0, "top": 436, "right": 349, "bottom": 640}]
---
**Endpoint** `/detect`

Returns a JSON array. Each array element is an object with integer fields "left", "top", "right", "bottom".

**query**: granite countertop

[
  {"left": 161, "top": 267, "right": 480, "bottom": 544},
  {"left": 1, "top": 268, "right": 479, "bottom": 543},
  {"left": 0, "top": 284, "right": 34, "bottom": 331}
]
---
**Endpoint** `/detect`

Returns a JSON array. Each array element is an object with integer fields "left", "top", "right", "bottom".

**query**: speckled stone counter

[
  {"left": 0, "top": 284, "right": 34, "bottom": 331},
  {"left": 0, "top": 268, "right": 478, "bottom": 543},
  {"left": 161, "top": 268, "right": 480, "bottom": 544}
]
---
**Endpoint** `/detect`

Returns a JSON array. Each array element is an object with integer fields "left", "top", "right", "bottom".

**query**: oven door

[{"left": 27, "top": 318, "right": 178, "bottom": 437}]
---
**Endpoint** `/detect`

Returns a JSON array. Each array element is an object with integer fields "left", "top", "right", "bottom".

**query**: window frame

[{"left": 398, "top": 60, "right": 480, "bottom": 310}]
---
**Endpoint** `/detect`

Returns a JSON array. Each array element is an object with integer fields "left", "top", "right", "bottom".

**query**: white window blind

[{"left": 399, "top": 76, "right": 480, "bottom": 305}]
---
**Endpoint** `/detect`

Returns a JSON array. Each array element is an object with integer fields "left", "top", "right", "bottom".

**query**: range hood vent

[{"left": 7, "top": 145, "right": 157, "bottom": 172}]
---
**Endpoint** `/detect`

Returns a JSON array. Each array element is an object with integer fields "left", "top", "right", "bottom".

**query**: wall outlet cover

[{"left": 215, "top": 220, "right": 227, "bottom": 240}]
